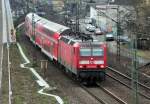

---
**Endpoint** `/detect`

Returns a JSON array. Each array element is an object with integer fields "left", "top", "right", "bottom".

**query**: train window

[
  {"left": 42, "top": 28, "right": 54, "bottom": 36},
  {"left": 92, "top": 49, "right": 103, "bottom": 56},
  {"left": 80, "top": 48, "right": 91, "bottom": 56}
]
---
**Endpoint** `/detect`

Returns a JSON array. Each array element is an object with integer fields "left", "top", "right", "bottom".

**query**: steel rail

[
  {"left": 107, "top": 66, "right": 150, "bottom": 90},
  {"left": 80, "top": 85, "right": 109, "bottom": 104},
  {"left": 138, "top": 62, "right": 150, "bottom": 69},
  {"left": 79, "top": 82, "right": 127, "bottom": 104},
  {"left": 97, "top": 83, "right": 127, "bottom": 104},
  {"left": 107, "top": 67, "right": 150, "bottom": 100}
]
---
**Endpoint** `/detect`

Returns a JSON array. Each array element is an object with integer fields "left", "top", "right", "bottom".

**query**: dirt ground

[{"left": 2, "top": 44, "right": 9, "bottom": 104}]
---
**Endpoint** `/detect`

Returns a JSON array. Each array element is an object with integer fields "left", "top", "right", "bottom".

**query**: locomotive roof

[
  {"left": 26, "top": 13, "right": 70, "bottom": 34},
  {"left": 60, "top": 35, "right": 102, "bottom": 46}
]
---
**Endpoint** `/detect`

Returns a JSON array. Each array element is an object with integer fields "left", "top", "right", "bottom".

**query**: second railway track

[{"left": 107, "top": 66, "right": 150, "bottom": 100}]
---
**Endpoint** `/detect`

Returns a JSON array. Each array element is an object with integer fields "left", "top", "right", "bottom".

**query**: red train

[{"left": 25, "top": 13, "right": 107, "bottom": 83}]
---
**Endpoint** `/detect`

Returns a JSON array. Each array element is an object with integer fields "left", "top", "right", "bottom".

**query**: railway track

[
  {"left": 138, "top": 62, "right": 150, "bottom": 78},
  {"left": 57, "top": 65, "right": 127, "bottom": 104},
  {"left": 81, "top": 85, "right": 108, "bottom": 104},
  {"left": 107, "top": 66, "right": 150, "bottom": 100},
  {"left": 66, "top": 69, "right": 127, "bottom": 104},
  {"left": 138, "top": 62, "right": 150, "bottom": 69},
  {"left": 80, "top": 84, "right": 127, "bottom": 104}
]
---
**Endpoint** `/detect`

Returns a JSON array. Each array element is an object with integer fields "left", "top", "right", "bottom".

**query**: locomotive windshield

[
  {"left": 92, "top": 49, "right": 103, "bottom": 56},
  {"left": 80, "top": 48, "right": 103, "bottom": 56},
  {"left": 80, "top": 48, "right": 91, "bottom": 56}
]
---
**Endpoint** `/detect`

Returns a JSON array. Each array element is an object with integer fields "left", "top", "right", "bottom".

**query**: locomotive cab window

[
  {"left": 80, "top": 48, "right": 91, "bottom": 56},
  {"left": 92, "top": 49, "right": 103, "bottom": 56}
]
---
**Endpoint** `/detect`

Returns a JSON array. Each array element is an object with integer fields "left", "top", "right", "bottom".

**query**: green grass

[
  {"left": 8, "top": 44, "right": 60, "bottom": 104},
  {"left": 16, "top": 27, "right": 24, "bottom": 41},
  {"left": 137, "top": 50, "right": 150, "bottom": 59}
]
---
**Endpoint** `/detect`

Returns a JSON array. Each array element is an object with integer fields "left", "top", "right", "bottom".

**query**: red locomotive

[{"left": 25, "top": 13, "right": 107, "bottom": 83}]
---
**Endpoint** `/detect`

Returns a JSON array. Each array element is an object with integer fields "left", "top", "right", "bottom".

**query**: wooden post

[{"left": 40, "top": 60, "right": 48, "bottom": 78}]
